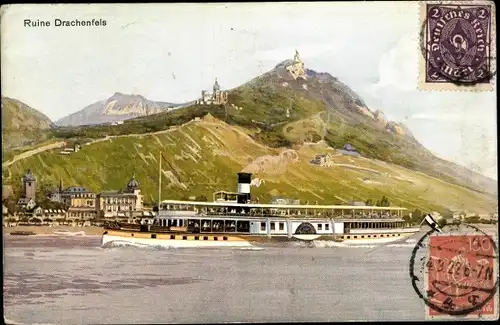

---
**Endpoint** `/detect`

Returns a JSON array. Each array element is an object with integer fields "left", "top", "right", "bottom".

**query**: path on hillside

[
  {"left": 2, "top": 141, "right": 67, "bottom": 168},
  {"left": 1, "top": 120, "right": 200, "bottom": 169}
]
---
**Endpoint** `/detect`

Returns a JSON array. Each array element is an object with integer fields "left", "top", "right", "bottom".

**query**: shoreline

[{"left": 3, "top": 225, "right": 104, "bottom": 236}]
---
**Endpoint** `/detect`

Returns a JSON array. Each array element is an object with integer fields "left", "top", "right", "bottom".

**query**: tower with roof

[
  {"left": 21, "top": 169, "right": 37, "bottom": 200},
  {"left": 124, "top": 175, "right": 140, "bottom": 194}
]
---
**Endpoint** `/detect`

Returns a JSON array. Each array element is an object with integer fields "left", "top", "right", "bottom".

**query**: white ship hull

[
  {"left": 341, "top": 233, "right": 413, "bottom": 245},
  {"left": 101, "top": 234, "right": 253, "bottom": 248}
]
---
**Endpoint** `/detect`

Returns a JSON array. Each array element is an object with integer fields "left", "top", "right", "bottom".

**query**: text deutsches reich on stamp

[{"left": 418, "top": 1, "right": 496, "bottom": 91}]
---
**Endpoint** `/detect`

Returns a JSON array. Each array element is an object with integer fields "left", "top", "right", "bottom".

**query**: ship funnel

[{"left": 237, "top": 172, "right": 252, "bottom": 204}]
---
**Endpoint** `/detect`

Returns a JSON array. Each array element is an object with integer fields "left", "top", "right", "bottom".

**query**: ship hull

[
  {"left": 101, "top": 228, "right": 418, "bottom": 248},
  {"left": 101, "top": 230, "right": 254, "bottom": 248}
]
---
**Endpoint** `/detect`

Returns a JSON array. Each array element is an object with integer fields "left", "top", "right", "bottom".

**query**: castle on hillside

[
  {"left": 282, "top": 49, "right": 306, "bottom": 80},
  {"left": 196, "top": 78, "right": 228, "bottom": 105}
]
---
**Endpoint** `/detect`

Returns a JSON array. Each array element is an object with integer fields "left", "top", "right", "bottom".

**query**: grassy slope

[
  {"left": 1, "top": 97, "right": 54, "bottom": 150},
  {"left": 2, "top": 115, "right": 496, "bottom": 215}
]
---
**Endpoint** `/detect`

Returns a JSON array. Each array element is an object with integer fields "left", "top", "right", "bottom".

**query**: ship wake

[{"left": 101, "top": 240, "right": 177, "bottom": 250}]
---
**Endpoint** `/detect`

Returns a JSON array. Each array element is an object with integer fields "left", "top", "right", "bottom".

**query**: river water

[{"left": 2, "top": 229, "right": 493, "bottom": 324}]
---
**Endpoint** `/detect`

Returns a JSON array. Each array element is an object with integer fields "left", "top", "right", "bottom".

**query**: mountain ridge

[
  {"left": 55, "top": 93, "right": 186, "bottom": 127},
  {"left": 1, "top": 96, "right": 55, "bottom": 150}
]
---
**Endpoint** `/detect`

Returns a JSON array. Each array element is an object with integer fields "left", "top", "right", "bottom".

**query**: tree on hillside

[
  {"left": 464, "top": 215, "right": 481, "bottom": 224},
  {"left": 441, "top": 209, "right": 454, "bottom": 219},
  {"left": 195, "top": 195, "right": 208, "bottom": 202},
  {"left": 380, "top": 196, "right": 390, "bottom": 207},
  {"left": 3, "top": 197, "right": 17, "bottom": 215},
  {"left": 411, "top": 209, "right": 423, "bottom": 225},
  {"left": 437, "top": 218, "right": 447, "bottom": 228},
  {"left": 365, "top": 199, "right": 373, "bottom": 206}
]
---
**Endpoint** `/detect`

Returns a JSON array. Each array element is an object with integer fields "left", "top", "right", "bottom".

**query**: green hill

[
  {"left": 47, "top": 66, "right": 497, "bottom": 196},
  {"left": 1, "top": 97, "right": 54, "bottom": 151},
  {"left": 2, "top": 62, "right": 497, "bottom": 216},
  {"left": 2, "top": 115, "right": 497, "bottom": 215}
]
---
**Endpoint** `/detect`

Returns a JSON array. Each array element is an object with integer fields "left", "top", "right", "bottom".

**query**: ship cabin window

[
  {"left": 261, "top": 222, "right": 266, "bottom": 231},
  {"left": 194, "top": 236, "right": 199, "bottom": 240},
  {"left": 131, "top": 233, "right": 134, "bottom": 237},
  {"left": 225, "top": 220, "right": 236, "bottom": 232},
  {"left": 270, "top": 223, "right": 276, "bottom": 230},
  {"left": 183, "top": 236, "right": 187, "bottom": 240},
  {"left": 279, "top": 222, "right": 284, "bottom": 231},
  {"left": 201, "top": 220, "right": 211, "bottom": 232},
  {"left": 212, "top": 221, "right": 222, "bottom": 232},
  {"left": 203, "top": 236, "right": 209, "bottom": 241},
  {"left": 318, "top": 224, "right": 323, "bottom": 231},
  {"left": 223, "top": 236, "right": 228, "bottom": 241},
  {"left": 170, "top": 235, "right": 175, "bottom": 240},
  {"left": 236, "top": 220, "right": 250, "bottom": 233},
  {"left": 325, "top": 224, "right": 329, "bottom": 231},
  {"left": 151, "top": 234, "right": 157, "bottom": 239},
  {"left": 214, "top": 237, "right": 218, "bottom": 241}
]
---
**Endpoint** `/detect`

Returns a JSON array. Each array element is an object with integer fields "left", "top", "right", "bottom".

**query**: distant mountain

[
  {"left": 1, "top": 97, "right": 54, "bottom": 150},
  {"left": 55, "top": 93, "right": 185, "bottom": 126}
]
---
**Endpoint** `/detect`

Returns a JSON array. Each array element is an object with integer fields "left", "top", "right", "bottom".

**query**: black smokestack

[{"left": 237, "top": 172, "right": 252, "bottom": 204}]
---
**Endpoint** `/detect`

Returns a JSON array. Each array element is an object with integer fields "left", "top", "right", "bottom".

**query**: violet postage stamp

[{"left": 419, "top": 0, "right": 496, "bottom": 91}]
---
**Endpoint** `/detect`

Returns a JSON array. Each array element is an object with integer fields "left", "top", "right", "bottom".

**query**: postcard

[{"left": 1, "top": 2, "right": 497, "bottom": 324}]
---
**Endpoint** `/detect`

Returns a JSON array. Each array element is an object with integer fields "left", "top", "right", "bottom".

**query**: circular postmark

[
  {"left": 409, "top": 223, "right": 499, "bottom": 317},
  {"left": 419, "top": 3, "right": 496, "bottom": 86}
]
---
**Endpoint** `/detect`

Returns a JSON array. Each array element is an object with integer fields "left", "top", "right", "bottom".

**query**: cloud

[{"left": 370, "top": 32, "right": 419, "bottom": 93}]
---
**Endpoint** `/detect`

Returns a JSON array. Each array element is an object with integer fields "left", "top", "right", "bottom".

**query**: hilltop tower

[
  {"left": 21, "top": 169, "right": 37, "bottom": 200},
  {"left": 213, "top": 78, "right": 220, "bottom": 93},
  {"left": 284, "top": 49, "right": 306, "bottom": 80}
]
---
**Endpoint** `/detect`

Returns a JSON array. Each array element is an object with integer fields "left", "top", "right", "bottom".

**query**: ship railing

[{"left": 190, "top": 211, "right": 401, "bottom": 220}]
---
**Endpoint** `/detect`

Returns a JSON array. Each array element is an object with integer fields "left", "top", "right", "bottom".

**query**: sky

[{"left": 1, "top": 2, "right": 497, "bottom": 180}]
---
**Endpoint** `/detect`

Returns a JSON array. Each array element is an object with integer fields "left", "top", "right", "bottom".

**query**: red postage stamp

[{"left": 425, "top": 233, "right": 498, "bottom": 319}]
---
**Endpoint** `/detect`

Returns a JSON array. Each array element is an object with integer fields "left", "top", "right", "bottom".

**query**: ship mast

[{"left": 158, "top": 151, "right": 162, "bottom": 213}]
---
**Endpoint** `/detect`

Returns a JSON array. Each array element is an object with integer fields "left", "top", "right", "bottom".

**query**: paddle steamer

[{"left": 102, "top": 168, "right": 419, "bottom": 248}]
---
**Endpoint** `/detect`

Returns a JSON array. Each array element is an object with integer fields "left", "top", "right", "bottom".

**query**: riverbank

[{"left": 3, "top": 225, "right": 104, "bottom": 236}]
